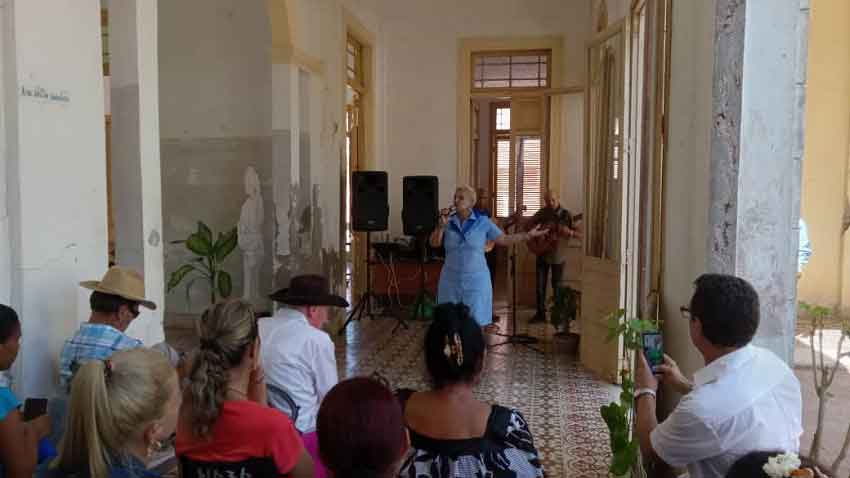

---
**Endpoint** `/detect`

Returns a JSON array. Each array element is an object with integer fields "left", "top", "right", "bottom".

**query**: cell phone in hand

[
  {"left": 23, "top": 398, "right": 48, "bottom": 421},
  {"left": 641, "top": 332, "right": 664, "bottom": 374}
]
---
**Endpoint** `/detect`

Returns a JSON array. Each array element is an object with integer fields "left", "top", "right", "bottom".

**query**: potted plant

[
  {"left": 550, "top": 285, "right": 581, "bottom": 351},
  {"left": 168, "top": 221, "right": 238, "bottom": 305}
]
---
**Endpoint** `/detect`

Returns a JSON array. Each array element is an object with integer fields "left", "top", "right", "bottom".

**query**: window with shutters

[{"left": 490, "top": 104, "right": 544, "bottom": 218}]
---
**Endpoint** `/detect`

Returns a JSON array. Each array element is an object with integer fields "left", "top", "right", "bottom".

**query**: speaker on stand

[
  {"left": 395, "top": 176, "right": 439, "bottom": 333},
  {"left": 340, "top": 171, "right": 388, "bottom": 335}
]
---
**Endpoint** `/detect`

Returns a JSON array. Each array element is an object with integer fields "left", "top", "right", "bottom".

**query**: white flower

[{"left": 762, "top": 452, "right": 802, "bottom": 478}]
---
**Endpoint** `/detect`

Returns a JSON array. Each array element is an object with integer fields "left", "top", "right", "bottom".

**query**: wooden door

[{"left": 581, "top": 24, "right": 626, "bottom": 383}]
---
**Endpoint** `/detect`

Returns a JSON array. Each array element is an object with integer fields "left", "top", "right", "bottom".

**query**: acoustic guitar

[{"left": 527, "top": 211, "right": 582, "bottom": 256}]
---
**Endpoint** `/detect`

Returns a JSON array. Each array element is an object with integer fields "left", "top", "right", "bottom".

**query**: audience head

[
  {"left": 56, "top": 348, "right": 180, "bottom": 476},
  {"left": 0, "top": 304, "right": 21, "bottom": 371},
  {"left": 544, "top": 189, "right": 560, "bottom": 209},
  {"left": 269, "top": 274, "right": 348, "bottom": 330},
  {"left": 475, "top": 188, "right": 490, "bottom": 208},
  {"left": 688, "top": 274, "right": 759, "bottom": 353},
  {"left": 726, "top": 451, "right": 821, "bottom": 478},
  {"left": 425, "top": 303, "right": 486, "bottom": 389},
  {"left": 80, "top": 267, "right": 156, "bottom": 332},
  {"left": 453, "top": 186, "right": 477, "bottom": 212},
  {"left": 318, "top": 377, "right": 408, "bottom": 478},
  {"left": 186, "top": 299, "right": 259, "bottom": 438},
  {"left": 187, "top": 299, "right": 260, "bottom": 437}
]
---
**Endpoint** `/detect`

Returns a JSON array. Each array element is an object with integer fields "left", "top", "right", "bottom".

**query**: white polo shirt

[
  {"left": 650, "top": 345, "right": 802, "bottom": 478},
  {"left": 259, "top": 307, "right": 338, "bottom": 433}
]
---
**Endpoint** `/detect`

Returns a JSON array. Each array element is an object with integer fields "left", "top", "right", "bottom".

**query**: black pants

[
  {"left": 536, "top": 257, "right": 564, "bottom": 318},
  {"left": 485, "top": 249, "right": 497, "bottom": 288}
]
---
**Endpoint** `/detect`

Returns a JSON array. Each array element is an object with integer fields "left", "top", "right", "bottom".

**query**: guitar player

[{"left": 528, "top": 189, "right": 582, "bottom": 324}]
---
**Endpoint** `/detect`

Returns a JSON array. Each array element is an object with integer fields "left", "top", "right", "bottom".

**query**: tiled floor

[{"left": 335, "top": 303, "right": 618, "bottom": 477}]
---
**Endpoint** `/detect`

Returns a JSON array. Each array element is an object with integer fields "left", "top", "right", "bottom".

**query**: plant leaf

[
  {"left": 215, "top": 227, "right": 238, "bottom": 262},
  {"left": 197, "top": 221, "right": 213, "bottom": 244},
  {"left": 167, "top": 264, "right": 195, "bottom": 292},
  {"left": 217, "top": 271, "right": 233, "bottom": 298},
  {"left": 186, "top": 232, "right": 213, "bottom": 257}
]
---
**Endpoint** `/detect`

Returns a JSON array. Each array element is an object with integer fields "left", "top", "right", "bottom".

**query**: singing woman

[{"left": 430, "top": 185, "right": 544, "bottom": 332}]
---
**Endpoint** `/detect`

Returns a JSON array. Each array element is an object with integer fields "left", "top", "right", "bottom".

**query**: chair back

[{"left": 266, "top": 382, "right": 300, "bottom": 426}]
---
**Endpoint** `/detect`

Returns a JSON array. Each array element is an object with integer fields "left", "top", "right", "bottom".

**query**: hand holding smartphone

[{"left": 641, "top": 332, "right": 664, "bottom": 374}]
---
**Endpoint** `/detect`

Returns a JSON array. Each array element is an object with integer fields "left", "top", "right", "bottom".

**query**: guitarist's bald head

[{"left": 544, "top": 189, "right": 560, "bottom": 209}]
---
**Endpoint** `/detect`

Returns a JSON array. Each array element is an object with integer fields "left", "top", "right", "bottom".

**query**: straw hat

[{"left": 79, "top": 266, "right": 156, "bottom": 310}]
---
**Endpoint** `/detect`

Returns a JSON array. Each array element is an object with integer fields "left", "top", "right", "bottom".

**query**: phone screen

[
  {"left": 642, "top": 332, "right": 664, "bottom": 373},
  {"left": 23, "top": 398, "right": 48, "bottom": 421}
]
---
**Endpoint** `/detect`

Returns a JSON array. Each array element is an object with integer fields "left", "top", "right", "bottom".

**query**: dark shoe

[{"left": 529, "top": 313, "right": 546, "bottom": 323}]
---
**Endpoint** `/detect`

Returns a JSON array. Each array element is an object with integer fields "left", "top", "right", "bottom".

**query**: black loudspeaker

[
  {"left": 402, "top": 176, "right": 439, "bottom": 236},
  {"left": 352, "top": 171, "right": 389, "bottom": 231}
]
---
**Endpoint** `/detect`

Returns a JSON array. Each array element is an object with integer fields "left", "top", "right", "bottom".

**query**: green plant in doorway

[
  {"left": 549, "top": 286, "right": 579, "bottom": 333},
  {"left": 600, "top": 309, "right": 658, "bottom": 477},
  {"left": 168, "top": 221, "right": 238, "bottom": 305}
]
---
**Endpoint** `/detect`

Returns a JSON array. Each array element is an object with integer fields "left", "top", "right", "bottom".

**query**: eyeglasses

[{"left": 680, "top": 306, "right": 692, "bottom": 320}]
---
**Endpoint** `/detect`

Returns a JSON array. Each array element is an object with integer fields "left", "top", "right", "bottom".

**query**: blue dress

[{"left": 437, "top": 211, "right": 503, "bottom": 326}]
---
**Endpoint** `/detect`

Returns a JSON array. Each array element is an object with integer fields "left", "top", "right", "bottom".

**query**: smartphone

[
  {"left": 641, "top": 332, "right": 664, "bottom": 374},
  {"left": 23, "top": 398, "right": 48, "bottom": 422}
]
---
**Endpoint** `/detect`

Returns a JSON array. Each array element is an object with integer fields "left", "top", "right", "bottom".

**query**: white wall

[
  {"left": 5, "top": 0, "right": 109, "bottom": 396},
  {"left": 660, "top": 0, "right": 716, "bottom": 388},
  {"left": 351, "top": 0, "right": 591, "bottom": 234},
  {"left": 158, "top": 0, "right": 274, "bottom": 313}
]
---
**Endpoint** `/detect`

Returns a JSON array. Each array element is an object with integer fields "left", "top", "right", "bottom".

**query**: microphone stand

[{"left": 490, "top": 213, "right": 542, "bottom": 354}]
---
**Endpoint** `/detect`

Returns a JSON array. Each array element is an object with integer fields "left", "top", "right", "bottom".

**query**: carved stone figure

[{"left": 238, "top": 167, "right": 264, "bottom": 306}]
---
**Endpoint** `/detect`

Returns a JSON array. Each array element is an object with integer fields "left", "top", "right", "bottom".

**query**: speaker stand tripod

[
  {"left": 339, "top": 232, "right": 380, "bottom": 335},
  {"left": 490, "top": 243, "right": 542, "bottom": 354}
]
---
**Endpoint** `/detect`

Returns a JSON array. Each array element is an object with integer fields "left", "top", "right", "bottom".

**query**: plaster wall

[
  {"left": 346, "top": 0, "right": 591, "bottom": 235},
  {"left": 798, "top": 0, "right": 850, "bottom": 312},
  {"left": 5, "top": 0, "right": 110, "bottom": 396},
  {"left": 158, "top": 0, "right": 274, "bottom": 313},
  {"left": 660, "top": 0, "right": 715, "bottom": 382}
]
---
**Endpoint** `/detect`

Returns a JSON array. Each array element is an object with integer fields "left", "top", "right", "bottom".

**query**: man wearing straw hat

[{"left": 58, "top": 266, "right": 156, "bottom": 390}]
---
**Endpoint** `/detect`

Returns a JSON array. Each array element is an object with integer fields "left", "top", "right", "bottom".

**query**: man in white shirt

[
  {"left": 635, "top": 274, "right": 802, "bottom": 478},
  {"left": 261, "top": 274, "right": 348, "bottom": 478}
]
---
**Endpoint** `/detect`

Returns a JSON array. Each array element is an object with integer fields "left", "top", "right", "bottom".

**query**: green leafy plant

[
  {"left": 549, "top": 286, "right": 579, "bottom": 332},
  {"left": 600, "top": 309, "right": 658, "bottom": 477},
  {"left": 799, "top": 301, "right": 850, "bottom": 476},
  {"left": 168, "top": 221, "right": 238, "bottom": 305}
]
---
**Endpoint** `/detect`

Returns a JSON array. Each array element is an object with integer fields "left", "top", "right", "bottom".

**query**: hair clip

[{"left": 443, "top": 333, "right": 464, "bottom": 367}]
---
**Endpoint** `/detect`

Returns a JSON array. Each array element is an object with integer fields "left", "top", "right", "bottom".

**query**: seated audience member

[
  {"left": 397, "top": 303, "right": 543, "bottom": 478},
  {"left": 177, "top": 300, "right": 312, "bottom": 478},
  {"left": 635, "top": 274, "right": 803, "bottom": 478},
  {"left": 0, "top": 304, "right": 52, "bottom": 478},
  {"left": 317, "top": 377, "right": 408, "bottom": 478},
  {"left": 726, "top": 451, "right": 823, "bottom": 478},
  {"left": 59, "top": 267, "right": 154, "bottom": 390},
  {"left": 45, "top": 348, "right": 180, "bottom": 478},
  {"left": 261, "top": 274, "right": 348, "bottom": 478}
]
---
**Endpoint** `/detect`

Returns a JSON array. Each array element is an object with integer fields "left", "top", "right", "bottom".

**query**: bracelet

[{"left": 635, "top": 388, "right": 656, "bottom": 400}]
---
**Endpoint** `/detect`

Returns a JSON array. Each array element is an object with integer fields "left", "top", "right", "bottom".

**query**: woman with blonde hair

[
  {"left": 45, "top": 347, "right": 181, "bottom": 478},
  {"left": 176, "top": 299, "right": 312, "bottom": 478},
  {"left": 430, "top": 185, "right": 544, "bottom": 331}
]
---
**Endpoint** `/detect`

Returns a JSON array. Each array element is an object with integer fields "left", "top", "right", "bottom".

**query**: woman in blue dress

[{"left": 430, "top": 186, "right": 544, "bottom": 330}]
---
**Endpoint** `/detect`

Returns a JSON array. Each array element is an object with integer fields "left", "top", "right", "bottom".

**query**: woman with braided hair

[
  {"left": 398, "top": 303, "right": 543, "bottom": 478},
  {"left": 175, "top": 299, "right": 313, "bottom": 477}
]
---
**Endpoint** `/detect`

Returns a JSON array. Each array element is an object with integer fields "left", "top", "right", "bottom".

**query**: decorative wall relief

[{"left": 238, "top": 167, "right": 265, "bottom": 308}]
